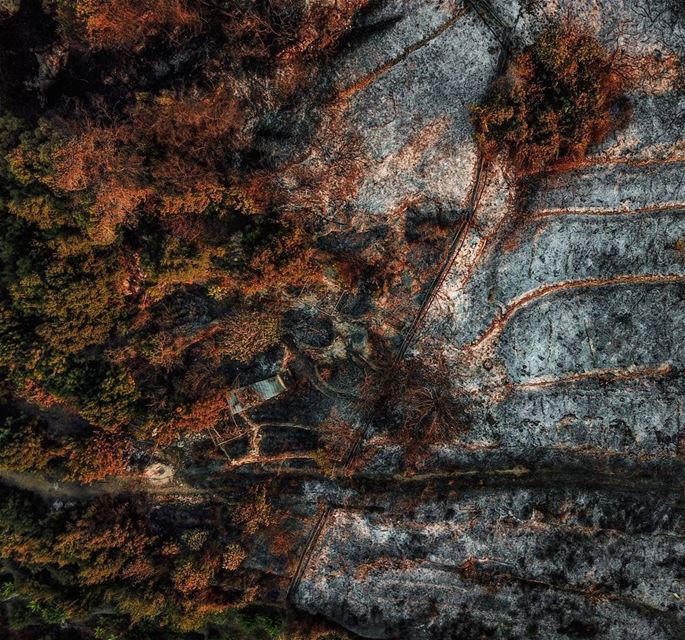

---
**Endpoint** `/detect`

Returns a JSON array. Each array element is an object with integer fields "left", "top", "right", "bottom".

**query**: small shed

[{"left": 228, "top": 373, "right": 288, "bottom": 414}]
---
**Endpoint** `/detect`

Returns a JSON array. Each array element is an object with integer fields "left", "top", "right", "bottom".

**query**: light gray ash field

[{"left": 283, "top": 1, "right": 685, "bottom": 638}]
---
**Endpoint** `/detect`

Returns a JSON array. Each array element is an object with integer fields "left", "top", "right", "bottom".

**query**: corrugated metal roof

[{"left": 228, "top": 374, "right": 287, "bottom": 414}]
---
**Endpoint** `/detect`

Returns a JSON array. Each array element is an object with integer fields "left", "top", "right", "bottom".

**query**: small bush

[
  {"left": 220, "top": 309, "right": 281, "bottom": 363},
  {"left": 471, "top": 23, "right": 628, "bottom": 173},
  {"left": 237, "top": 487, "right": 273, "bottom": 535},
  {"left": 222, "top": 544, "right": 247, "bottom": 571},
  {"left": 63, "top": 0, "right": 200, "bottom": 51},
  {"left": 66, "top": 431, "right": 132, "bottom": 483},
  {"left": 172, "top": 555, "right": 218, "bottom": 594}
]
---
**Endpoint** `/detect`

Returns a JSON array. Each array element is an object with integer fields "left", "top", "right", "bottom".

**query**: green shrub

[
  {"left": 9, "top": 249, "right": 127, "bottom": 355},
  {"left": 5, "top": 119, "right": 63, "bottom": 187},
  {"left": 44, "top": 358, "right": 140, "bottom": 430},
  {"left": 0, "top": 414, "right": 64, "bottom": 472}
]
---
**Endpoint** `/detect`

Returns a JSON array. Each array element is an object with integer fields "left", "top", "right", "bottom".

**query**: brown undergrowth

[
  {"left": 360, "top": 353, "right": 469, "bottom": 474},
  {"left": 471, "top": 22, "right": 631, "bottom": 175}
]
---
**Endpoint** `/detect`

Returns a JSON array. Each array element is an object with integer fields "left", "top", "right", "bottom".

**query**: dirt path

[{"left": 0, "top": 469, "right": 209, "bottom": 501}]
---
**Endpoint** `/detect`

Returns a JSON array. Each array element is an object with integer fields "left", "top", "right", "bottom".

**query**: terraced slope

[{"left": 290, "top": 1, "right": 685, "bottom": 637}]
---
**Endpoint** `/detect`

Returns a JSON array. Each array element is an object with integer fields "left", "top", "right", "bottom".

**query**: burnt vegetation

[
  {"left": 470, "top": 23, "right": 631, "bottom": 174},
  {"left": 0, "top": 0, "right": 370, "bottom": 474},
  {"left": 0, "top": 3, "right": 639, "bottom": 640},
  {"left": 360, "top": 354, "right": 469, "bottom": 474}
]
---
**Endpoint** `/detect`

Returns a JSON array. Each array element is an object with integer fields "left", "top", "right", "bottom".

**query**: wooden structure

[{"left": 227, "top": 373, "right": 289, "bottom": 415}]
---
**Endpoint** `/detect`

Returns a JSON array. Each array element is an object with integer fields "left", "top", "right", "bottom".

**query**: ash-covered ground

[
  {"left": 3, "top": 1, "right": 682, "bottom": 638},
  {"left": 286, "top": 1, "right": 685, "bottom": 638}
]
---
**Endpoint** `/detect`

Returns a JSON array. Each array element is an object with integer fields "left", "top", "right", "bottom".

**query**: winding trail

[{"left": 469, "top": 272, "right": 685, "bottom": 349}]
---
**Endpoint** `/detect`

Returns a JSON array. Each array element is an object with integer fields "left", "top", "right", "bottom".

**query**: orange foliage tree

[
  {"left": 54, "top": 500, "right": 159, "bottom": 586},
  {"left": 67, "top": 0, "right": 200, "bottom": 50},
  {"left": 471, "top": 23, "right": 628, "bottom": 173},
  {"left": 66, "top": 431, "right": 132, "bottom": 483}
]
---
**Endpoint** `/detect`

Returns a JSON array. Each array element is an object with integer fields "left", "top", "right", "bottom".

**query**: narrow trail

[
  {"left": 511, "top": 362, "right": 675, "bottom": 390},
  {"left": 445, "top": 169, "right": 685, "bottom": 297},
  {"left": 457, "top": 203, "right": 685, "bottom": 294},
  {"left": 337, "top": 6, "right": 467, "bottom": 102},
  {"left": 537, "top": 155, "right": 685, "bottom": 172},
  {"left": 392, "top": 0, "right": 513, "bottom": 363},
  {"left": 531, "top": 202, "right": 685, "bottom": 221},
  {"left": 470, "top": 272, "right": 685, "bottom": 349},
  {"left": 465, "top": 0, "right": 514, "bottom": 47},
  {"left": 0, "top": 469, "right": 209, "bottom": 501}
]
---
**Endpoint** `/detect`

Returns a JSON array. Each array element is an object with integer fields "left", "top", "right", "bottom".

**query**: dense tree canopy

[{"left": 0, "top": 1, "right": 369, "bottom": 637}]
